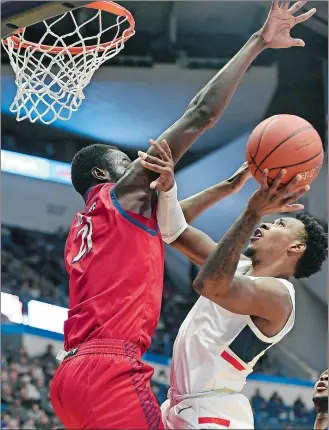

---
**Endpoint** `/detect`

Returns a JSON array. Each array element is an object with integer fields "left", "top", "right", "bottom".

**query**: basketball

[{"left": 246, "top": 114, "right": 324, "bottom": 186}]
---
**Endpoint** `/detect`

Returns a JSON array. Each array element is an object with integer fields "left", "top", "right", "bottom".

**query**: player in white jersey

[
  {"left": 162, "top": 257, "right": 295, "bottom": 429},
  {"left": 139, "top": 140, "right": 328, "bottom": 429}
]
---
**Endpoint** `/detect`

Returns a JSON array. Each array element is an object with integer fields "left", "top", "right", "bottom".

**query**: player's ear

[
  {"left": 288, "top": 240, "right": 307, "bottom": 255},
  {"left": 91, "top": 167, "right": 110, "bottom": 181}
]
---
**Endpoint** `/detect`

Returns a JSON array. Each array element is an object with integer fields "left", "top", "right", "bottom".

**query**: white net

[{"left": 2, "top": 5, "right": 134, "bottom": 125}]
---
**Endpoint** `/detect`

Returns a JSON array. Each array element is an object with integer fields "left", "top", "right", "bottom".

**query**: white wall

[
  {"left": 304, "top": 158, "right": 328, "bottom": 224},
  {"left": 2, "top": 172, "right": 83, "bottom": 233},
  {"left": 279, "top": 282, "right": 328, "bottom": 372},
  {"left": 242, "top": 379, "right": 314, "bottom": 409},
  {"left": 23, "top": 334, "right": 64, "bottom": 358},
  {"left": 301, "top": 158, "right": 328, "bottom": 304}
]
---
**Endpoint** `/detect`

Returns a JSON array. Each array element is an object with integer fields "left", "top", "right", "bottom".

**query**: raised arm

[
  {"left": 114, "top": 1, "right": 315, "bottom": 217},
  {"left": 115, "top": 33, "right": 264, "bottom": 216}
]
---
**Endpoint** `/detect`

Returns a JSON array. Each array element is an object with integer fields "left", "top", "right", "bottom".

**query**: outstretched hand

[
  {"left": 247, "top": 169, "right": 310, "bottom": 217},
  {"left": 138, "top": 139, "right": 175, "bottom": 192},
  {"left": 258, "top": 0, "right": 316, "bottom": 49}
]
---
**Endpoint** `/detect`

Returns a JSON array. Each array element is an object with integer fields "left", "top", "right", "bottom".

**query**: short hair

[
  {"left": 71, "top": 143, "right": 121, "bottom": 196},
  {"left": 294, "top": 213, "right": 328, "bottom": 279}
]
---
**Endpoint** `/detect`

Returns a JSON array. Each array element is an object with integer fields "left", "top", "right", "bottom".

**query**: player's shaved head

[{"left": 71, "top": 144, "right": 131, "bottom": 197}]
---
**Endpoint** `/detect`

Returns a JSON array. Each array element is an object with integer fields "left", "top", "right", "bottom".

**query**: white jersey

[{"left": 170, "top": 261, "right": 295, "bottom": 396}]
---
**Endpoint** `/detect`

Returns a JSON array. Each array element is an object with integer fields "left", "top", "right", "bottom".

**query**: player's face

[
  {"left": 245, "top": 217, "right": 306, "bottom": 261},
  {"left": 313, "top": 369, "right": 328, "bottom": 400},
  {"left": 105, "top": 150, "right": 132, "bottom": 181},
  {"left": 111, "top": 150, "right": 131, "bottom": 170}
]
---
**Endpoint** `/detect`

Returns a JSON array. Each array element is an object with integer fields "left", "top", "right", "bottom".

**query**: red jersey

[{"left": 64, "top": 183, "right": 164, "bottom": 353}]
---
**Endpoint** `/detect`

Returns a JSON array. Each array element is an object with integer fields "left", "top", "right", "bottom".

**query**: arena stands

[
  {"left": 1, "top": 345, "right": 316, "bottom": 430},
  {"left": 1, "top": 345, "right": 62, "bottom": 429}
]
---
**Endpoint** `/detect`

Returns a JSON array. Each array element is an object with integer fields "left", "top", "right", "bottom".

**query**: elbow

[
  {"left": 186, "top": 104, "right": 217, "bottom": 130},
  {"left": 192, "top": 277, "right": 205, "bottom": 295},
  {"left": 193, "top": 276, "right": 230, "bottom": 298},
  {"left": 196, "top": 104, "right": 218, "bottom": 128},
  {"left": 193, "top": 277, "right": 215, "bottom": 296}
]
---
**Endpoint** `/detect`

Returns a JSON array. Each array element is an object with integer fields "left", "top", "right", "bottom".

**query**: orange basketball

[{"left": 246, "top": 114, "right": 324, "bottom": 186}]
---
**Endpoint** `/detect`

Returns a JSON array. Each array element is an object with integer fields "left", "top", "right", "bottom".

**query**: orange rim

[{"left": 2, "top": 1, "right": 135, "bottom": 55}]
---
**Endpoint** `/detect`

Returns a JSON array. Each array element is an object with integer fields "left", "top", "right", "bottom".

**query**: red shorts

[{"left": 50, "top": 339, "right": 164, "bottom": 429}]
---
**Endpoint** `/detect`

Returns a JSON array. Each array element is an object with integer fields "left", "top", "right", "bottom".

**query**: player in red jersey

[{"left": 50, "top": 2, "right": 316, "bottom": 428}]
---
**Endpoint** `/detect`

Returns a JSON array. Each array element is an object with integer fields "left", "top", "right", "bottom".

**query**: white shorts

[{"left": 161, "top": 392, "right": 254, "bottom": 429}]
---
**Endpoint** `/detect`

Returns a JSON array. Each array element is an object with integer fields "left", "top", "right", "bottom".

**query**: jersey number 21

[{"left": 72, "top": 215, "right": 93, "bottom": 263}]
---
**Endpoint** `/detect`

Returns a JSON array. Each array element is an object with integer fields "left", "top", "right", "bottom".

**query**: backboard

[{"left": 1, "top": 1, "right": 92, "bottom": 38}]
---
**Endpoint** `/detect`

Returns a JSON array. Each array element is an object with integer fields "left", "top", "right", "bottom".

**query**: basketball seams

[
  {"left": 251, "top": 115, "right": 279, "bottom": 160},
  {"left": 264, "top": 151, "right": 323, "bottom": 171},
  {"left": 247, "top": 147, "right": 271, "bottom": 181},
  {"left": 247, "top": 146, "right": 257, "bottom": 168},
  {"left": 254, "top": 126, "right": 313, "bottom": 174},
  {"left": 247, "top": 147, "right": 323, "bottom": 184}
]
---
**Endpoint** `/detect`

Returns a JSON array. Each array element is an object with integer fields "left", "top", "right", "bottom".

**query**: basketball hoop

[{"left": 2, "top": 1, "right": 135, "bottom": 125}]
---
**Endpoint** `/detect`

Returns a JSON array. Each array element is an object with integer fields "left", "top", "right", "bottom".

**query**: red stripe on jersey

[
  {"left": 198, "top": 417, "right": 230, "bottom": 427},
  {"left": 221, "top": 350, "right": 245, "bottom": 371}
]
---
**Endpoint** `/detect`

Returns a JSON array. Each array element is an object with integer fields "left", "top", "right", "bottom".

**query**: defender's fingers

[
  {"left": 150, "top": 179, "right": 160, "bottom": 190},
  {"left": 160, "top": 139, "right": 173, "bottom": 159},
  {"left": 149, "top": 139, "right": 171, "bottom": 162},
  {"left": 280, "top": 0, "right": 290, "bottom": 10},
  {"left": 138, "top": 151, "right": 168, "bottom": 167},
  {"left": 289, "top": 0, "right": 307, "bottom": 14},
  {"left": 139, "top": 159, "right": 169, "bottom": 173},
  {"left": 272, "top": 0, "right": 279, "bottom": 9},
  {"left": 294, "top": 8, "right": 316, "bottom": 24},
  {"left": 289, "top": 38, "right": 305, "bottom": 48}
]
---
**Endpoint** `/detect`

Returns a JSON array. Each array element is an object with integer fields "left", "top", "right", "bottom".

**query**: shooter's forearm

[
  {"left": 193, "top": 208, "right": 260, "bottom": 295},
  {"left": 179, "top": 181, "right": 233, "bottom": 224}
]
